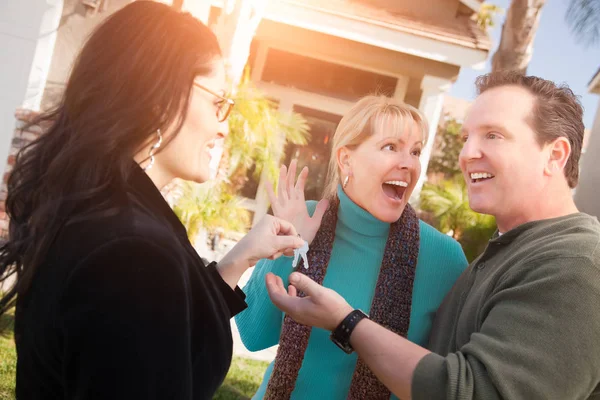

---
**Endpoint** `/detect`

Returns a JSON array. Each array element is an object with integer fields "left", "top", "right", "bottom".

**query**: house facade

[
  {"left": 208, "top": 0, "right": 490, "bottom": 223},
  {"left": 0, "top": 0, "right": 490, "bottom": 231}
]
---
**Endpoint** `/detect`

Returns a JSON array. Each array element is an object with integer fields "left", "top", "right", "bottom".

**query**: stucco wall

[{"left": 575, "top": 99, "right": 600, "bottom": 217}]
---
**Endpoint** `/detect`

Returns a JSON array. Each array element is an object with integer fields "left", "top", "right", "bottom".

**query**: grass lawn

[
  {"left": 0, "top": 310, "right": 16, "bottom": 400},
  {"left": 213, "top": 357, "right": 268, "bottom": 400},
  {"left": 0, "top": 309, "right": 267, "bottom": 400}
]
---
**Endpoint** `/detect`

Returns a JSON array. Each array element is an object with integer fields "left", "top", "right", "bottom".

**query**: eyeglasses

[{"left": 194, "top": 82, "right": 235, "bottom": 122}]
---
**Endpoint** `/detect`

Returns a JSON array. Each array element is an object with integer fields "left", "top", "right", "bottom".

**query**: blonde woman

[{"left": 236, "top": 96, "right": 467, "bottom": 400}]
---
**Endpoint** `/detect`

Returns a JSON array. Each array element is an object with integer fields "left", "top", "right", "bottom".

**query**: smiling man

[{"left": 266, "top": 72, "right": 600, "bottom": 400}]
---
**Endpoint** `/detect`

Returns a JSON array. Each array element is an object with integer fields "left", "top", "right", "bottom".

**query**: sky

[{"left": 450, "top": 0, "right": 600, "bottom": 128}]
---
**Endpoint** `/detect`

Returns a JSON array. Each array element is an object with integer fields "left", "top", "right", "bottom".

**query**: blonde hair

[{"left": 322, "top": 95, "right": 429, "bottom": 200}]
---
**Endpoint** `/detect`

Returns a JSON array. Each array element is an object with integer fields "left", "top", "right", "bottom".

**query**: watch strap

[{"left": 330, "top": 309, "right": 368, "bottom": 354}]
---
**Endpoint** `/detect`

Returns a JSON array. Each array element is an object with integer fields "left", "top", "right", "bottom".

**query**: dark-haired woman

[{"left": 0, "top": 2, "right": 303, "bottom": 399}]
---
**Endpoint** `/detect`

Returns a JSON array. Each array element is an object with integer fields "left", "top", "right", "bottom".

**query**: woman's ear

[{"left": 336, "top": 146, "right": 353, "bottom": 177}]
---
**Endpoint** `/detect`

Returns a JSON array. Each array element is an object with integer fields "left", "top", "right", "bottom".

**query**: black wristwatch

[{"left": 330, "top": 309, "right": 369, "bottom": 354}]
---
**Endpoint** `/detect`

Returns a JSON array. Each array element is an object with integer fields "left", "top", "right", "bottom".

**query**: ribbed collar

[
  {"left": 337, "top": 185, "right": 390, "bottom": 238},
  {"left": 490, "top": 212, "right": 592, "bottom": 245}
]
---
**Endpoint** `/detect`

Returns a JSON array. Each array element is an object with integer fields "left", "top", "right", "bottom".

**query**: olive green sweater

[{"left": 412, "top": 213, "right": 600, "bottom": 400}]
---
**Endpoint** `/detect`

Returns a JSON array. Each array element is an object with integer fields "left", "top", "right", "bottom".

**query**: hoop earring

[
  {"left": 343, "top": 175, "right": 349, "bottom": 188},
  {"left": 143, "top": 129, "right": 163, "bottom": 171}
]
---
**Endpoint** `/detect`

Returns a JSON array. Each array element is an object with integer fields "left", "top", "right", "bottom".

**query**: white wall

[
  {"left": 41, "top": 0, "right": 212, "bottom": 107},
  {"left": 42, "top": 0, "right": 134, "bottom": 107},
  {"left": 0, "top": 0, "right": 63, "bottom": 178},
  {"left": 575, "top": 97, "right": 600, "bottom": 217}
]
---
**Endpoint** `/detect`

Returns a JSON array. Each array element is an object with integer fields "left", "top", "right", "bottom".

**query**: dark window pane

[
  {"left": 239, "top": 164, "right": 260, "bottom": 199},
  {"left": 261, "top": 48, "right": 398, "bottom": 101},
  {"left": 283, "top": 106, "right": 342, "bottom": 200}
]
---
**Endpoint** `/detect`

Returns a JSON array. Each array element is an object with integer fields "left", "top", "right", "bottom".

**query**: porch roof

[{"left": 211, "top": 0, "right": 490, "bottom": 68}]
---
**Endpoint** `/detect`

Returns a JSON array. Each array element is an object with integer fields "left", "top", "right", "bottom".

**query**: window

[{"left": 282, "top": 106, "right": 343, "bottom": 200}]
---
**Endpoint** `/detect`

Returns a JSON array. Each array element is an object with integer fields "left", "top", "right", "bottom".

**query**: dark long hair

[{"left": 0, "top": 1, "right": 222, "bottom": 315}]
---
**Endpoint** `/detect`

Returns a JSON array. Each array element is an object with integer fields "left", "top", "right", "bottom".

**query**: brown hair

[
  {"left": 0, "top": 1, "right": 222, "bottom": 315},
  {"left": 322, "top": 95, "right": 428, "bottom": 200},
  {"left": 475, "top": 71, "right": 584, "bottom": 188}
]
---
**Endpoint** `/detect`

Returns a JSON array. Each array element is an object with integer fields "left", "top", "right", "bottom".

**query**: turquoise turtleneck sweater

[{"left": 236, "top": 186, "right": 467, "bottom": 400}]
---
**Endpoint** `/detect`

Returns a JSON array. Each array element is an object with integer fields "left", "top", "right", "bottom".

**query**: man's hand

[
  {"left": 265, "top": 272, "right": 353, "bottom": 331},
  {"left": 267, "top": 273, "right": 429, "bottom": 400}
]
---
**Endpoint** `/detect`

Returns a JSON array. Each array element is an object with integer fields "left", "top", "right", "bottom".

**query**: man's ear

[{"left": 544, "top": 137, "right": 571, "bottom": 177}]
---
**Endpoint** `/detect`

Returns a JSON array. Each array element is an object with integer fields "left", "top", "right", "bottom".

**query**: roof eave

[
  {"left": 211, "top": 0, "right": 490, "bottom": 68},
  {"left": 588, "top": 67, "right": 600, "bottom": 94}
]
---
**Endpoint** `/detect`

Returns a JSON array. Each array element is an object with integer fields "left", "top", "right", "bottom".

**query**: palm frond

[
  {"left": 419, "top": 178, "right": 494, "bottom": 237},
  {"left": 172, "top": 181, "right": 251, "bottom": 239},
  {"left": 225, "top": 74, "right": 309, "bottom": 188},
  {"left": 566, "top": 0, "right": 600, "bottom": 47}
]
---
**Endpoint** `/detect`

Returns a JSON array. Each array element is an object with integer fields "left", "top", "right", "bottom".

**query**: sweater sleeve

[
  {"left": 235, "top": 256, "right": 295, "bottom": 351},
  {"left": 59, "top": 238, "right": 195, "bottom": 400},
  {"left": 235, "top": 201, "right": 319, "bottom": 351},
  {"left": 205, "top": 261, "right": 247, "bottom": 317},
  {"left": 412, "top": 256, "right": 600, "bottom": 400}
]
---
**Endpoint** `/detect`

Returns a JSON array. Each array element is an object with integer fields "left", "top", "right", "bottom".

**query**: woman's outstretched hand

[{"left": 265, "top": 159, "right": 329, "bottom": 245}]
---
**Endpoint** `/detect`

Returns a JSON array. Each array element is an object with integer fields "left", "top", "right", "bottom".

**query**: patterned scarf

[{"left": 264, "top": 199, "right": 420, "bottom": 399}]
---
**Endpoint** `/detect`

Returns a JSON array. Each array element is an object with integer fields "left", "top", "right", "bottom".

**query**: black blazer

[{"left": 14, "top": 165, "right": 247, "bottom": 399}]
